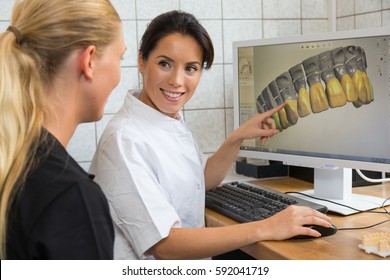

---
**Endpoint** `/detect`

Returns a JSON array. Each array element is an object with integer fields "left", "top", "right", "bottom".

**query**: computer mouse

[{"left": 292, "top": 224, "right": 338, "bottom": 239}]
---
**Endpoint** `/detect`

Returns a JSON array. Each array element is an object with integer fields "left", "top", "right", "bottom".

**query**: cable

[
  {"left": 285, "top": 191, "right": 390, "bottom": 231},
  {"left": 355, "top": 169, "right": 390, "bottom": 183},
  {"left": 285, "top": 191, "right": 390, "bottom": 214},
  {"left": 382, "top": 197, "right": 390, "bottom": 216},
  {"left": 338, "top": 218, "right": 390, "bottom": 231}
]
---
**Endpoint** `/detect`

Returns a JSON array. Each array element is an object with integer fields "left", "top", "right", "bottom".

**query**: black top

[{"left": 6, "top": 133, "right": 114, "bottom": 259}]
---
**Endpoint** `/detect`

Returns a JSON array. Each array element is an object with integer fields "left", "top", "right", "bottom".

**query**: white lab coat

[{"left": 90, "top": 90, "right": 207, "bottom": 259}]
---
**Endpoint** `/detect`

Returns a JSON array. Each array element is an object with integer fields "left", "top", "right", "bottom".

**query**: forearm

[
  {"left": 147, "top": 205, "right": 332, "bottom": 259},
  {"left": 204, "top": 133, "right": 242, "bottom": 190},
  {"left": 148, "top": 222, "right": 264, "bottom": 260},
  {"left": 203, "top": 107, "right": 282, "bottom": 190}
]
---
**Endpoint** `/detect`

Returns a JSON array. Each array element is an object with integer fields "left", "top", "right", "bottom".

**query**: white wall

[{"left": 1, "top": 0, "right": 389, "bottom": 170}]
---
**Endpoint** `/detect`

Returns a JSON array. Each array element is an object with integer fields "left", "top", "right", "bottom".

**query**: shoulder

[{"left": 96, "top": 109, "right": 156, "bottom": 155}]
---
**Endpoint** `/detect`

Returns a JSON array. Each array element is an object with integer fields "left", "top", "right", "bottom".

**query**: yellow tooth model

[
  {"left": 289, "top": 64, "right": 311, "bottom": 117},
  {"left": 358, "top": 47, "right": 374, "bottom": 103},
  {"left": 319, "top": 50, "right": 347, "bottom": 108},
  {"left": 268, "top": 81, "right": 290, "bottom": 129},
  {"left": 303, "top": 56, "right": 329, "bottom": 113},
  {"left": 332, "top": 47, "right": 358, "bottom": 102},
  {"left": 258, "top": 87, "right": 283, "bottom": 131},
  {"left": 344, "top": 46, "right": 368, "bottom": 106},
  {"left": 276, "top": 72, "right": 299, "bottom": 125}
]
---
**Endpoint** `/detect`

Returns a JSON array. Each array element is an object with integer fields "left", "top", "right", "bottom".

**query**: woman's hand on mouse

[{"left": 254, "top": 205, "right": 332, "bottom": 240}]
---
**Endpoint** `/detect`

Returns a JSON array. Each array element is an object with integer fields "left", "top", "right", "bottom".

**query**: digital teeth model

[{"left": 257, "top": 46, "right": 373, "bottom": 132}]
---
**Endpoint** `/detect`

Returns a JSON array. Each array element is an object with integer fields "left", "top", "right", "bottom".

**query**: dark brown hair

[{"left": 139, "top": 10, "right": 214, "bottom": 70}]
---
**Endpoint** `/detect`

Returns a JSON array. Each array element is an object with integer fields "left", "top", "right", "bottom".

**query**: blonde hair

[{"left": 0, "top": 0, "right": 120, "bottom": 259}]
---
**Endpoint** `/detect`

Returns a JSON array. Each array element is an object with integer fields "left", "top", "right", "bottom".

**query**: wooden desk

[{"left": 205, "top": 177, "right": 390, "bottom": 260}]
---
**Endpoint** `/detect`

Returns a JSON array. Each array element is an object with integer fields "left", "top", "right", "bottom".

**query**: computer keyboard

[{"left": 205, "top": 181, "right": 328, "bottom": 223}]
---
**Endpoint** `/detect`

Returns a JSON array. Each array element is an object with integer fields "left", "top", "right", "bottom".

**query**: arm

[
  {"left": 147, "top": 205, "right": 332, "bottom": 260},
  {"left": 204, "top": 104, "right": 285, "bottom": 190}
]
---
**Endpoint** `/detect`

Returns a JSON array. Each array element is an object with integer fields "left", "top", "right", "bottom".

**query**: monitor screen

[{"left": 233, "top": 27, "right": 390, "bottom": 215}]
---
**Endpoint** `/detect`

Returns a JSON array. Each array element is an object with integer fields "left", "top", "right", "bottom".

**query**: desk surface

[{"left": 205, "top": 177, "right": 390, "bottom": 260}]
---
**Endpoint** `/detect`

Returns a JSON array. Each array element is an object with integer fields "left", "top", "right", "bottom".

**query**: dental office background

[{"left": 2, "top": 0, "right": 390, "bottom": 170}]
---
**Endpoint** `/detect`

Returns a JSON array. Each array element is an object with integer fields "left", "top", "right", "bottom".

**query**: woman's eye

[
  {"left": 186, "top": 66, "right": 198, "bottom": 73},
  {"left": 159, "top": 61, "right": 170, "bottom": 68}
]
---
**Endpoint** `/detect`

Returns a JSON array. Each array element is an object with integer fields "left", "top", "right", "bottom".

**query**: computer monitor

[{"left": 233, "top": 27, "right": 390, "bottom": 215}]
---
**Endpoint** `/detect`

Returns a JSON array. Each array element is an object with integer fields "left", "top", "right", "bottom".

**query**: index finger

[{"left": 262, "top": 103, "right": 285, "bottom": 118}]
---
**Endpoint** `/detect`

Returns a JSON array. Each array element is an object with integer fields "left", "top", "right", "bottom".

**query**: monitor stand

[{"left": 291, "top": 168, "right": 389, "bottom": 215}]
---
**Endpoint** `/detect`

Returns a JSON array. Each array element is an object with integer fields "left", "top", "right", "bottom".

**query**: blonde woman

[{"left": 0, "top": 0, "right": 126, "bottom": 259}]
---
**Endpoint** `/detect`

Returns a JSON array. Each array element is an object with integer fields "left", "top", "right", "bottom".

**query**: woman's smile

[{"left": 161, "top": 89, "right": 184, "bottom": 102}]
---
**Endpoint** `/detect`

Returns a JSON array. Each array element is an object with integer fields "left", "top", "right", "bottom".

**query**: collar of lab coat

[{"left": 124, "top": 90, "right": 189, "bottom": 134}]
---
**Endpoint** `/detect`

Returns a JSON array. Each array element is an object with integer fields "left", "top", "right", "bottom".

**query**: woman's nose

[{"left": 168, "top": 70, "right": 184, "bottom": 87}]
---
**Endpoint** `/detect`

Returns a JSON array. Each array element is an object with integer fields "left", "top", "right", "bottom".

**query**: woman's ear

[
  {"left": 138, "top": 52, "right": 144, "bottom": 74},
  {"left": 80, "top": 45, "right": 97, "bottom": 80}
]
